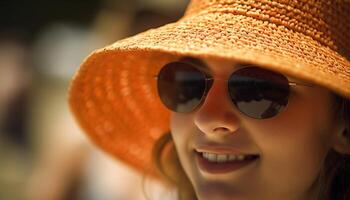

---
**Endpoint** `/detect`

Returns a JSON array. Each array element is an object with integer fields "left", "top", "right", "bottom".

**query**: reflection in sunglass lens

[
  {"left": 228, "top": 67, "right": 290, "bottom": 119},
  {"left": 157, "top": 62, "right": 206, "bottom": 112}
]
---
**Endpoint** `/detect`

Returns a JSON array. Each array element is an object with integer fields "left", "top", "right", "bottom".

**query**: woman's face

[{"left": 170, "top": 56, "right": 342, "bottom": 200}]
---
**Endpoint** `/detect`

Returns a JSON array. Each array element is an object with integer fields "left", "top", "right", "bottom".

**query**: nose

[{"left": 193, "top": 78, "right": 241, "bottom": 138}]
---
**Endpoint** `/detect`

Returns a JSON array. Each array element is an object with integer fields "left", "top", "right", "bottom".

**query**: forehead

[{"left": 177, "top": 56, "right": 247, "bottom": 75}]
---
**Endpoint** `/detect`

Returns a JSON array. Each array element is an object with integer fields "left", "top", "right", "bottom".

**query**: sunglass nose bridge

[{"left": 204, "top": 76, "right": 232, "bottom": 94}]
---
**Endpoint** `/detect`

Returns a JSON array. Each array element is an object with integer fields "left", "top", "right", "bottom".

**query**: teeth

[
  {"left": 237, "top": 155, "right": 245, "bottom": 161},
  {"left": 228, "top": 154, "right": 236, "bottom": 161},
  {"left": 217, "top": 154, "right": 227, "bottom": 163},
  {"left": 207, "top": 153, "right": 217, "bottom": 162},
  {"left": 202, "top": 152, "right": 256, "bottom": 163}
]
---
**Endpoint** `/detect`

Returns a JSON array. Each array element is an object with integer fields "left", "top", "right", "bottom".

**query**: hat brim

[{"left": 69, "top": 12, "right": 350, "bottom": 177}]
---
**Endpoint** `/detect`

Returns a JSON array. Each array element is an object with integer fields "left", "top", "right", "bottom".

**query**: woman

[{"left": 69, "top": 0, "right": 350, "bottom": 199}]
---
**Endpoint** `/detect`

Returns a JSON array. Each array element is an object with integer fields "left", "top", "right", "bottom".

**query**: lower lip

[{"left": 195, "top": 152, "right": 259, "bottom": 174}]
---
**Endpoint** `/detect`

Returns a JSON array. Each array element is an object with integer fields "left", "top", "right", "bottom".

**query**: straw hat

[{"left": 69, "top": 0, "right": 350, "bottom": 178}]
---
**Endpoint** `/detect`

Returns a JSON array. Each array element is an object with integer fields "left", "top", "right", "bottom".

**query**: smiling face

[{"left": 169, "top": 56, "right": 344, "bottom": 200}]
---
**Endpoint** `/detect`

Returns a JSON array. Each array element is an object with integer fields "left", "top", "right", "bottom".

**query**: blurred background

[{"left": 0, "top": 0, "right": 188, "bottom": 199}]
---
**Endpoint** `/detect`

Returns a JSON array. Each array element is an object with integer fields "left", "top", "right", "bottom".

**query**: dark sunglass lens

[
  {"left": 157, "top": 62, "right": 206, "bottom": 113},
  {"left": 228, "top": 67, "right": 290, "bottom": 119}
]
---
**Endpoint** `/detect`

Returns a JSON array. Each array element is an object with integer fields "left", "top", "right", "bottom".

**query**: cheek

[
  {"left": 249, "top": 90, "right": 334, "bottom": 192},
  {"left": 254, "top": 88, "right": 334, "bottom": 154}
]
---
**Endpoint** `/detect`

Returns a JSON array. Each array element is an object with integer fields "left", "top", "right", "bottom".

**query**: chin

[{"left": 193, "top": 182, "right": 247, "bottom": 200}]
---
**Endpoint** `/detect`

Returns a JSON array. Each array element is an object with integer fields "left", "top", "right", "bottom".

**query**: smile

[
  {"left": 201, "top": 152, "right": 259, "bottom": 163},
  {"left": 195, "top": 151, "right": 260, "bottom": 174}
]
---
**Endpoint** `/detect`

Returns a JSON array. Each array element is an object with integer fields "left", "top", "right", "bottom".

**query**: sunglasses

[{"left": 155, "top": 60, "right": 312, "bottom": 119}]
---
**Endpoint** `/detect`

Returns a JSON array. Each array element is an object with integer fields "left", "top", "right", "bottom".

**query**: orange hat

[{"left": 69, "top": 0, "right": 350, "bottom": 178}]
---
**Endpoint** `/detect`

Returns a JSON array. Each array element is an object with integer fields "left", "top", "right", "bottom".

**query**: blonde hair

[{"left": 152, "top": 132, "right": 196, "bottom": 200}]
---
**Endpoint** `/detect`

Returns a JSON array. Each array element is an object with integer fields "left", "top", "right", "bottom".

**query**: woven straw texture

[{"left": 69, "top": 0, "right": 350, "bottom": 178}]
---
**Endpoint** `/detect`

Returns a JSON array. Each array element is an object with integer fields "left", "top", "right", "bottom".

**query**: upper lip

[{"left": 195, "top": 146, "right": 259, "bottom": 156}]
